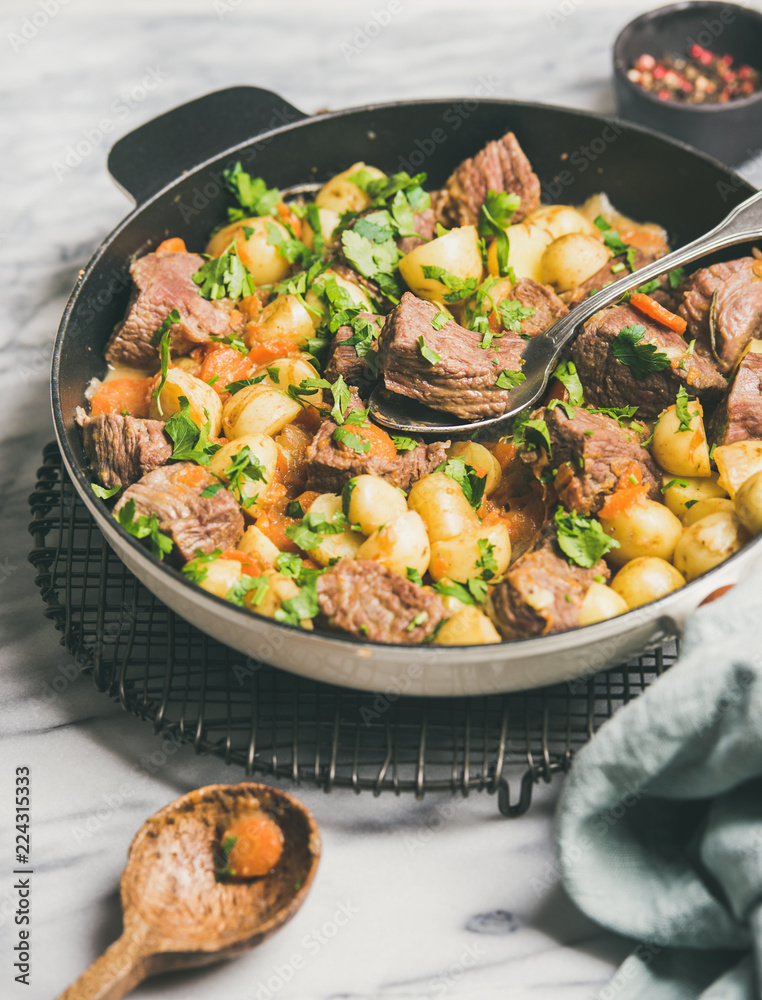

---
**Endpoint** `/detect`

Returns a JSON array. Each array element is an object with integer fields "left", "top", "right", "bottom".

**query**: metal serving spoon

[
  {"left": 55, "top": 783, "right": 320, "bottom": 1000},
  {"left": 369, "top": 188, "right": 762, "bottom": 437}
]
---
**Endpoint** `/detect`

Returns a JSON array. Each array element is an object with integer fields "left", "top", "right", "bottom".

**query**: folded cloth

[{"left": 555, "top": 571, "right": 762, "bottom": 999}]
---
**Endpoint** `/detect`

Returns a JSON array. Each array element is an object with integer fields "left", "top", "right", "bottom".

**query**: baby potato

[
  {"left": 399, "top": 226, "right": 483, "bottom": 304},
  {"left": 356, "top": 511, "right": 431, "bottom": 577},
  {"left": 254, "top": 355, "right": 320, "bottom": 394},
  {"left": 248, "top": 294, "right": 315, "bottom": 350},
  {"left": 435, "top": 606, "right": 501, "bottom": 645},
  {"left": 682, "top": 497, "right": 736, "bottom": 527},
  {"left": 673, "top": 511, "right": 749, "bottom": 581},
  {"left": 237, "top": 525, "right": 280, "bottom": 566},
  {"left": 540, "top": 233, "right": 610, "bottom": 293},
  {"left": 526, "top": 204, "right": 599, "bottom": 240},
  {"left": 197, "top": 557, "right": 242, "bottom": 600},
  {"left": 651, "top": 401, "right": 711, "bottom": 477},
  {"left": 407, "top": 472, "right": 480, "bottom": 543},
  {"left": 578, "top": 582, "right": 629, "bottom": 625},
  {"left": 486, "top": 222, "right": 553, "bottom": 282},
  {"left": 208, "top": 434, "right": 278, "bottom": 510},
  {"left": 314, "top": 162, "right": 385, "bottom": 214},
  {"left": 660, "top": 473, "right": 727, "bottom": 520},
  {"left": 343, "top": 475, "right": 408, "bottom": 535},
  {"left": 222, "top": 383, "right": 301, "bottom": 439},
  {"left": 149, "top": 367, "right": 223, "bottom": 436},
  {"left": 610, "top": 557, "right": 686, "bottom": 609},
  {"left": 304, "top": 269, "right": 373, "bottom": 328},
  {"left": 714, "top": 440, "right": 762, "bottom": 497},
  {"left": 302, "top": 206, "right": 341, "bottom": 249},
  {"left": 305, "top": 494, "right": 364, "bottom": 566},
  {"left": 205, "top": 216, "right": 292, "bottom": 286},
  {"left": 428, "top": 523, "right": 511, "bottom": 583},
  {"left": 600, "top": 499, "right": 683, "bottom": 566},
  {"left": 735, "top": 469, "right": 762, "bottom": 535},
  {"left": 446, "top": 442, "right": 502, "bottom": 496}
]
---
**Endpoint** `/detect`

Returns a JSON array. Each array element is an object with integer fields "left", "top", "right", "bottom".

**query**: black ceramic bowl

[{"left": 614, "top": 1, "right": 762, "bottom": 165}]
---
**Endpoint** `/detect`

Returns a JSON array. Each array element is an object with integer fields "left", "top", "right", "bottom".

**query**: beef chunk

[
  {"left": 304, "top": 418, "right": 448, "bottom": 493},
  {"left": 378, "top": 293, "right": 527, "bottom": 421},
  {"left": 317, "top": 558, "right": 446, "bottom": 643},
  {"left": 76, "top": 409, "right": 172, "bottom": 490},
  {"left": 397, "top": 207, "right": 437, "bottom": 255},
  {"left": 564, "top": 249, "right": 659, "bottom": 307},
  {"left": 709, "top": 351, "right": 762, "bottom": 447},
  {"left": 105, "top": 252, "right": 239, "bottom": 368},
  {"left": 676, "top": 256, "right": 762, "bottom": 373},
  {"left": 521, "top": 405, "right": 660, "bottom": 514},
  {"left": 114, "top": 463, "right": 243, "bottom": 561},
  {"left": 323, "top": 315, "right": 381, "bottom": 396},
  {"left": 431, "top": 131, "right": 540, "bottom": 229},
  {"left": 572, "top": 303, "right": 726, "bottom": 419},
  {"left": 508, "top": 278, "right": 568, "bottom": 338},
  {"left": 488, "top": 529, "right": 609, "bottom": 639}
]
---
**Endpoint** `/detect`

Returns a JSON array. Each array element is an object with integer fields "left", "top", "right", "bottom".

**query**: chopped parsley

[
  {"left": 418, "top": 335, "right": 442, "bottom": 365},
  {"left": 552, "top": 360, "right": 585, "bottom": 407},
  {"left": 222, "top": 162, "right": 280, "bottom": 220},
  {"left": 554, "top": 508, "right": 619, "bottom": 568},
  {"left": 495, "top": 368, "right": 526, "bottom": 389},
  {"left": 115, "top": 499, "right": 173, "bottom": 560},
  {"left": 199, "top": 483, "right": 224, "bottom": 498},
  {"left": 498, "top": 299, "right": 537, "bottom": 335},
  {"left": 521, "top": 417, "right": 552, "bottom": 454},
  {"left": 391, "top": 435, "right": 419, "bottom": 452},
  {"left": 222, "top": 445, "right": 268, "bottom": 507},
  {"left": 478, "top": 190, "right": 520, "bottom": 277},
  {"left": 431, "top": 310, "right": 449, "bottom": 331},
  {"left": 435, "top": 457, "right": 487, "bottom": 511},
  {"left": 275, "top": 551, "right": 304, "bottom": 579},
  {"left": 476, "top": 538, "right": 499, "bottom": 581},
  {"left": 406, "top": 567, "right": 424, "bottom": 586},
  {"left": 594, "top": 215, "right": 637, "bottom": 269},
  {"left": 227, "top": 574, "right": 269, "bottom": 608},
  {"left": 285, "top": 509, "right": 354, "bottom": 550},
  {"left": 406, "top": 611, "right": 429, "bottom": 632},
  {"left": 420, "top": 264, "right": 478, "bottom": 303},
  {"left": 182, "top": 548, "right": 222, "bottom": 585},
  {"left": 225, "top": 374, "right": 268, "bottom": 395},
  {"left": 91, "top": 483, "right": 121, "bottom": 500},
  {"left": 674, "top": 386, "right": 695, "bottom": 432},
  {"left": 668, "top": 266, "right": 687, "bottom": 289},
  {"left": 215, "top": 834, "right": 239, "bottom": 879},
  {"left": 265, "top": 220, "right": 314, "bottom": 268},
  {"left": 193, "top": 242, "right": 255, "bottom": 300},
  {"left": 334, "top": 425, "right": 370, "bottom": 454},
  {"left": 151, "top": 315, "right": 174, "bottom": 416},
  {"left": 432, "top": 578, "right": 487, "bottom": 605},
  {"left": 589, "top": 405, "right": 640, "bottom": 424},
  {"left": 164, "top": 398, "right": 220, "bottom": 465},
  {"left": 684, "top": 499, "right": 699, "bottom": 509},
  {"left": 149, "top": 308, "right": 181, "bottom": 347},
  {"left": 285, "top": 500, "right": 305, "bottom": 519},
  {"left": 610, "top": 325, "right": 671, "bottom": 379},
  {"left": 208, "top": 331, "right": 249, "bottom": 356},
  {"left": 275, "top": 575, "right": 321, "bottom": 627},
  {"left": 661, "top": 478, "right": 689, "bottom": 493}
]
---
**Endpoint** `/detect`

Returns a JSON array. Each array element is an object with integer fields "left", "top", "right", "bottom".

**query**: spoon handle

[{"left": 55, "top": 930, "right": 151, "bottom": 1000}]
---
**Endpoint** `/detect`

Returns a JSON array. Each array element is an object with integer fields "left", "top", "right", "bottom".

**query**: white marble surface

[{"left": 1, "top": 1, "right": 760, "bottom": 998}]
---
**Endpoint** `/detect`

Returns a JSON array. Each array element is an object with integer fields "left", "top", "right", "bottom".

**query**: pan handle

[{"left": 107, "top": 86, "right": 308, "bottom": 206}]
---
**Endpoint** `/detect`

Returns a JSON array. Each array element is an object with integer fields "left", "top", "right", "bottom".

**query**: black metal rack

[{"left": 27, "top": 443, "right": 673, "bottom": 815}]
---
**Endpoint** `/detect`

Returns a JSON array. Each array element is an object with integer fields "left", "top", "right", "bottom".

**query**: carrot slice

[
  {"left": 199, "top": 346, "right": 252, "bottom": 394},
  {"left": 221, "top": 814, "right": 284, "bottom": 878},
  {"left": 599, "top": 462, "right": 648, "bottom": 519},
  {"left": 630, "top": 292, "right": 687, "bottom": 335},
  {"left": 247, "top": 338, "right": 300, "bottom": 366},
  {"left": 174, "top": 465, "right": 208, "bottom": 489},
  {"left": 155, "top": 237, "right": 187, "bottom": 254},
  {"left": 90, "top": 377, "right": 153, "bottom": 418}
]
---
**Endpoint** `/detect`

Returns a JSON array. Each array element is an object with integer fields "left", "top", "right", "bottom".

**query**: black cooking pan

[{"left": 52, "top": 86, "right": 761, "bottom": 697}]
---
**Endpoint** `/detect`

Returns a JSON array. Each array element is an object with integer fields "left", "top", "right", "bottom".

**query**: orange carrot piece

[
  {"left": 221, "top": 814, "right": 284, "bottom": 878},
  {"left": 155, "top": 237, "right": 187, "bottom": 253},
  {"left": 246, "top": 338, "right": 300, "bottom": 366},
  {"left": 90, "top": 377, "right": 153, "bottom": 418},
  {"left": 599, "top": 462, "right": 648, "bottom": 519},
  {"left": 630, "top": 292, "right": 687, "bottom": 335},
  {"left": 174, "top": 465, "right": 208, "bottom": 489}
]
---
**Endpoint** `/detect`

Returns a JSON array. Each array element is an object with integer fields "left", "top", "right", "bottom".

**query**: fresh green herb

[
  {"left": 275, "top": 576, "right": 321, "bottom": 627},
  {"left": 554, "top": 508, "right": 619, "bottom": 568},
  {"left": 227, "top": 574, "right": 269, "bottom": 608},
  {"left": 215, "top": 834, "right": 238, "bottom": 879},
  {"left": 589, "top": 405, "right": 640, "bottom": 424},
  {"left": 91, "top": 483, "right": 121, "bottom": 500},
  {"left": 552, "top": 360, "right": 584, "bottom": 407},
  {"left": 478, "top": 190, "right": 521, "bottom": 276},
  {"left": 208, "top": 331, "right": 249, "bottom": 356},
  {"left": 286, "top": 509, "right": 353, "bottom": 550},
  {"left": 182, "top": 548, "right": 222, "bottom": 585},
  {"left": 200, "top": 483, "right": 224, "bottom": 498},
  {"left": 151, "top": 317, "right": 173, "bottom": 416},
  {"left": 498, "top": 299, "right": 537, "bottom": 335},
  {"left": 610, "top": 325, "right": 671, "bottom": 378},
  {"left": 115, "top": 499, "right": 173, "bottom": 560},
  {"left": 343, "top": 408, "right": 369, "bottom": 426},
  {"left": 206, "top": 374, "right": 220, "bottom": 386},
  {"left": 433, "top": 579, "right": 475, "bottom": 606},
  {"left": 431, "top": 310, "right": 449, "bottom": 331},
  {"left": 406, "top": 611, "right": 429, "bottom": 632},
  {"left": 420, "top": 265, "right": 478, "bottom": 303},
  {"left": 674, "top": 385, "right": 695, "bottom": 432},
  {"left": 223, "top": 445, "right": 268, "bottom": 507},
  {"left": 391, "top": 435, "right": 418, "bottom": 452},
  {"left": 286, "top": 500, "right": 305, "bottom": 520},
  {"left": 150, "top": 308, "right": 181, "bottom": 347},
  {"left": 225, "top": 374, "right": 268, "bottom": 395},
  {"left": 435, "top": 457, "right": 487, "bottom": 511},
  {"left": 611, "top": 262, "right": 626, "bottom": 274},
  {"left": 193, "top": 243, "right": 255, "bottom": 300},
  {"left": 275, "top": 552, "right": 304, "bottom": 579},
  {"left": 334, "top": 425, "right": 370, "bottom": 454},
  {"left": 684, "top": 499, "right": 699, "bottom": 509},
  {"left": 164, "top": 398, "right": 220, "bottom": 465},
  {"left": 406, "top": 567, "right": 424, "bottom": 586},
  {"left": 418, "top": 335, "right": 442, "bottom": 365},
  {"left": 668, "top": 266, "right": 687, "bottom": 289},
  {"left": 265, "top": 221, "right": 314, "bottom": 268},
  {"left": 495, "top": 368, "right": 526, "bottom": 389},
  {"left": 476, "top": 538, "right": 499, "bottom": 581},
  {"left": 341, "top": 478, "right": 358, "bottom": 518},
  {"left": 661, "top": 478, "right": 689, "bottom": 493},
  {"left": 222, "top": 162, "right": 280, "bottom": 219},
  {"left": 593, "top": 573, "right": 605, "bottom": 584},
  {"left": 547, "top": 398, "right": 576, "bottom": 420},
  {"left": 305, "top": 203, "right": 327, "bottom": 256},
  {"left": 522, "top": 418, "right": 552, "bottom": 454}
]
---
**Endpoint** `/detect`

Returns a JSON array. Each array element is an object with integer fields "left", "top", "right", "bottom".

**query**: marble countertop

[{"left": 2, "top": 1, "right": 760, "bottom": 997}]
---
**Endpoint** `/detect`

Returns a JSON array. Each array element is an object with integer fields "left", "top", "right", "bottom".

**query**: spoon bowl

[{"left": 56, "top": 783, "right": 320, "bottom": 1000}]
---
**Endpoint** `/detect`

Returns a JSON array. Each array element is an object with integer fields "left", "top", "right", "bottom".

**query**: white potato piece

[
  {"left": 735, "top": 469, "right": 762, "bottom": 535},
  {"left": 610, "top": 557, "right": 686, "bottom": 609},
  {"left": 748, "top": 338, "right": 762, "bottom": 354},
  {"left": 302, "top": 206, "right": 341, "bottom": 248},
  {"left": 578, "top": 582, "right": 628, "bottom": 625},
  {"left": 526, "top": 204, "right": 599, "bottom": 239},
  {"left": 399, "top": 226, "right": 483, "bottom": 304},
  {"left": 673, "top": 511, "right": 749, "bottom": 581},
  {"left": 305, "top": 494, "right": 364, "bottom": 566},
  {"left": 428, "top": 523, "right": 511, "bottom": 583},
  {"left": 660, "top": 473, "right": 727, "bottom": 520},
  {"left": 599, "top": 499, "right": 683, "bottom": 566},
  {"left": 357, "top": 511, "right": 431, "bottom": 577},
  {"left": 208, "top": 434, "right": 278, "bottom": 509},
  {"left": 222, "top": 383, "right": 301, "bottom": 439},
  {"left": 540, "top": 233, "right": 610, "bottom": 293},
  {"left": 435, "top": 606, "right": 501, "bottom": 645},
  {"left": 304, "top": 269, "right": 373, "bottom": 328},
  {"left": 682, "top": 497, "right": 736, "bottom": 527},
  {"left": 651, "top": 401, "right": 711, "bottom": 477},
  {"left": 173, "top": 356, "right": 201, "bottom": 374},
  {"left": 206, "top": 216, "right": 292, "bottom": 285},
  {"left": 149, "top": 367, "right": 223, "bottom": 436},
  {"left": 197, "top": 558, "right": 242, "bottom": 600},
  {"left": 314, "top": 162, "right": 385, "bottom": 214},
  {"left": 486, "top": 222, "right": 553, "bottom": 282},
  {"left": 247, "top": 294, "right": 315, "bottom": 350},
  {"left": 343, "top": 475, "right": 408, "bottom": 535},
  {"left": 714, "top": 441, "right": 762, "bottom": 497},
  {"left": 407, "top": 472, "right": 480, "bottom": 542},
  {"left": 254, "top": 355, "right": 320, "bottom": 393},
  {"left": 446, "top": 442, "right": 502, "bottom": 496},
  {"left": 237, "top": 525, "right": 280, "bottom": 566}
]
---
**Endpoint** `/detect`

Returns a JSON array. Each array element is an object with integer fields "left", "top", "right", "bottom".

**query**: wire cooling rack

[{"left": 27, "top": 443, "right": 674, "bottom": 816}]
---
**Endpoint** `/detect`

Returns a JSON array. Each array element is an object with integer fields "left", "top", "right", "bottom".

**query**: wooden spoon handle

[{"left": 55, "top": 931, "right": 152, "bottom": 1000}]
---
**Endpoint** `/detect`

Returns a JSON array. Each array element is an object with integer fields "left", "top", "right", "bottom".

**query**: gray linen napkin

[{"left": 555, "top": 571, "right": 762, "bottom": 999}]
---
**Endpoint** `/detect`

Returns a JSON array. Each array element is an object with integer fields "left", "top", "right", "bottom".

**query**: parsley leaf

[
  {"left": 225, "top": 374, "right": 267, "bottom": 395},
  {"left": 522, "top": 418, "right": 552, "bottom": 454},
  {"left": 164, "top": 398, "right": 220, "bottom": 465},
  {"left": 208, "top": 331, "right": 249, "bottom": 356},
  {"left": 552, "top": 360, "right": 585, "bottom": 407},
  {"left": 222, "top": 162, "right": 280, "bottom": 218},
  {"left": 193, "top": 242, "right": 255, "bottom": 300},
  {"left": 200, "top": 483, "right": 223, "bottom": 498},
  {"left": 476, "top": 538, "right": 499, "bottom": 581},
  {"left": 115, "top": 499, "right": 173, "bottom": 560},
  {"left": 275, "top": 575, "right": 321, "bottom": 626},
  {"left": 498, "top": 299, "right": 537, "bottom": 335},
  {"left": 478, "top": 190, "right": 520, "bottom": 277},
  {"left": 610, "top": 325, "right": 671, "bottom": 379},
  {"left": 285, "top": 509, "right": 352, "bottom": 550},
  {"left": 589, "top": 405, "right": 640, "bottom": 424},
  {"left": 391, "top": 435, "right": 418, "bottom": 452},
  {"left": 495, "top": 368, "right": 526, "bottom": 389},
  {"left": 554, "top": 508, "right": 619, "bottom": 568},
  {"left": 435, "top": 457, "right": 487, "bottom": 510},
  {"left": 151, "top": 318, "right": 173, "bottom": 416},
  {"left": 334, "top": 425, "right": 371, "bottom": 454},
  {"left": 222, "top": 445, "right": 268, "bottom": 507},
  {"left": 432, "top": 579, "right": 476, "bottom": 606},
  {"left": 661, "top": 478, "right": 689, "bottom": 493},
  {"left": 420, "top": 265, "right": 478, "bottom": 303},
  {"left": 275, "top": 551, "right": 304, "bottom": 579},
  {"left": 285, "top": 500, "right": 304, "bottom": 520},
  {"left": 418, "top": 335, "right": 442, "bottom": 365},
  {"left": 227, "top": 574, "right": 270, "bottom": 608},
  {"left": 668, "top": 266, "right": 687, "bottom": 289},
  {"left": 150, "top": 308, "right": 181, "bottom": 347},
  {"left": 674, "top": 386, "right": 695, "bottom": 432},
  {"left": 431, "top": 310, "right": 449, "bottom": 331},
  {"left": 182, "top": 547, "right": 222, "bottom": 585},
  {"left": 91, "top": 482, "right": 121, "bottom": 499},
  {"left": 406, "top": 567, "right": 424, "bottom": 586}
]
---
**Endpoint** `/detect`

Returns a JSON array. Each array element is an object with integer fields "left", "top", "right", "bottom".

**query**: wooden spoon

[{"left": 56, "top": 783, "right": 321, "bottom": 1000}]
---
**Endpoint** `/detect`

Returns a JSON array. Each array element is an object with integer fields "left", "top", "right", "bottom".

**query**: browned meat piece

[
  {"left": 431, "top": 131, "right": 540, "bottom": 229},
  {"left": 397, "top": 207, "right": 436, "bottom": 255},
  {"left": 571, "top": 303, "right": 726, "bottom": 419},
  {"left": 521, "top": 405, "right": 660, "bottom": 514},
  {"left": 317, "top": 559, "right": 446, "bottom": 643},
  {"left": 323, "top": 315, "right": 381, "bottom": 397},
  {"left": 508, "top": 278, "right": 568, "bottom": 338},
  {"left": 676, "top": 256, "right": 762, "bottom": 373},
  {"left": 105, "top": 251, "right": 240, "bottom": 368},
  {"left": 76, "top": 408, "right": 172, "bottom": 490},
  {"left": 488, "top": 529, "right": 609, "bottom": 639},
  {"left": 709, "top": 351, "right": 762, "bottom": 447},
  {"left": 378, "top": 293, "right": 526, "bottom": 421},
  {"left": 114, "top": 463, "right": 243, "bottom": 561},
  {"left": 305, "top": 419, "right": 448, "bottom": 493},
  {"left": 564, "top": 249, "right": 659, "bottom": 307}
]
